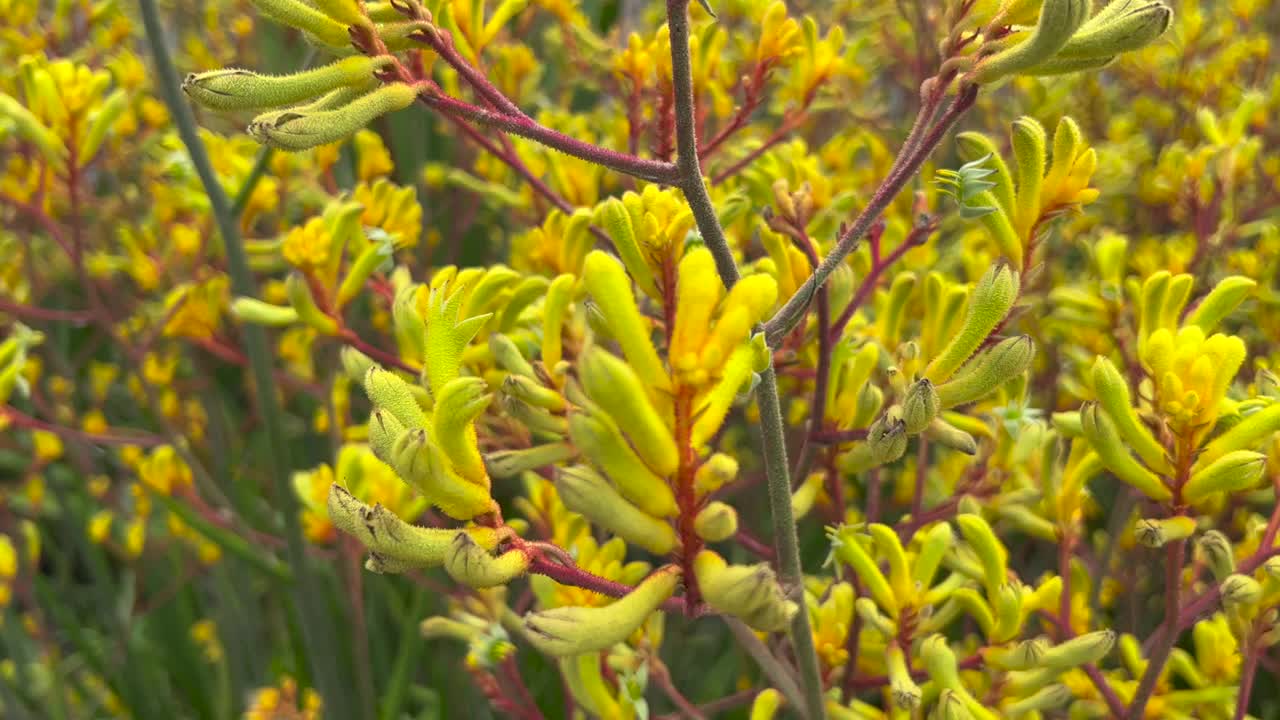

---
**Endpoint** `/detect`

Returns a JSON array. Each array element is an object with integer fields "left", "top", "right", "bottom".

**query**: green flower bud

[
  {"left": 902, "top": 379, "right": 941, "bottom": 434},
  {"left": 1197, "top": 530, "right": 1236, "bottom": 581},
  {"left": 1134, "top": 515, "right": 1196, "bottom": 548},
  {"left": 1220, "top": 573, "right": 1262, "bottom": 608},
  {"left": 984, "top": 637, "right": 1050, "bottom": 671},
  {"left": 1001, "top": 684, "right": 1072, "bottom": 716},
  {"left": 484, "top": 443, "right": 576, "bottom": 479},
  {"left": 695, "top": 550, "right": 797, "bottom": 632},
  {"left": 249, "top": 82, "right": 421, "bottom": 151},
  {"left": 1196, "top": 402, "right": 1280, "bottom": 470},
  {"left": 568, "top": 410, "right": 678, "bottom": 517},
  {"left": 956, "top": 513, "right": 1008, "bottom": 598},
  {"left": 327, "top": 485, "right": 499, "bottom": 568},
  {"left": 367, "top": 409, "right": 405, "bottom": 463},
  {"left": 924, "top": 416, "right": 979, "bottom": 454},
  {"left": 489, "top": 333, "right": 536, "bottom": 378},
  {"left": 1010, "top": 117, "right": 1046, "bottom": 235},
  {"left": 364, "top": 365, "right": 428, "bottom": 429},
  {"left": 694, "top": 453, "right": 739, "bottom": 496},
  {"left": 581, "top": 348, "right": 679, "bottom": 477},
  {"left": 595, "top": 197, "right": 659, "bottom": 300},
  {"left": 925, "top": 265, "right": 1020, "bottom": 383},
  {"left": 0, "top": 92, "right": 65, "bottom": 164},
  {"left": 392, "top": 428, "right": 496, "bottom": 520},
  {"left": 285, "top": 271, "right": 339, "bottom": 334},
  {"left": 1022, "top": 53, "right": 1116, "bottom": 76},
  {"left": 854, "top": 597, "right": 897, "bottom": 638},
  {"left": 1056, "top": 2, "right": 1172, "bottom": 60},
  {"left": 866, "top": 416, "right": 909, "bottom": 466},
  {"left": 832, "top": 528, "right": 898, "bottom": 617},
  {"left": 935, "top": 335, "right": 1035, "bottom": 409},
  {"left": 694, "top": 501, "right": 738, "bottom": 543},
  {"left": 248, "top": 0, "right": 352, "bottom": 46},
  {"left": 1187, "top": 276, "right": 1256, "bottom": 333},
  {"left": 522, "top": 565, "right": 680, "bottom": 656},
  {"left": 78, "top": 88, "right": 129, "bottom": 161},
  {"left": 1183, "top": 450, "right": 1266, "bottom": 503},
  {"left": 912, "top": 522, "right": 954, "bottom": 589},
  {"left": 184, "top": 56, "right": 392, "bottom": 111},
  {"left": 885, "top": 642, "right": 921, "bottom": 709},
  {"left": 443, "top": 532, "right": 529, "bottom": 588},
  {"left": 502, "top": 395, "right": 569, "bottom": 436},
  {"left": 556, "top": 465, "right": 678, "bottom": 555},
  {"left": 1080, "top": 402, "right": 1172, "bottom": 502},
  {"left": 431, "top": 376, "right": 492, "bottom": 486},
  {"left": 1091, "top": 355, "right": 1172, "bottom": 473},
  {"left": 340, "top": 346, "right": 375, "bottom": 382},
  {"left": 972, "top": 0, "right": 1090, "bottom": 83},
  {"left": 1037, "top": 630, "right": 1116, "bottom": 670},
  {"left": 852, "top": 383, "right": 885, "bottom": 428},
  {"left": 230, "top": 297, "right": 300, "bottom": 326}
]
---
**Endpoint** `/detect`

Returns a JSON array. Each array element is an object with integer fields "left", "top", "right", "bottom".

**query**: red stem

[{"left": 528, "top": 556, "right": 688, "bottom": 614}]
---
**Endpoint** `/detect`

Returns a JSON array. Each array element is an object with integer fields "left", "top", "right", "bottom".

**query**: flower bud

[
  {"left": 971, "top": 0, "right": 1089, "bottom": 83},
  {"left": 1079, "top": 402, "right": 1172, "bottom": 502},
  {"left": 285, "top": 271, "right": 339, "bottom": 334},
  {"left": 901, "top": 379, "right": 940, "bottom": 434},
  {"left": 580, "top": 348, "right": 678, "bottom": 477},
  {"left": 912, "top": 522, "right": 954, "bottom": 589},
  {"left": 694, "top": 501, "right": 738, "bottom": 543},
  {"left": 431, "top": 376, "right": 492, "bottom": 486},
  {"left": 749, "top": 688, "right": 783, "bottom": 720},
  {"left": 184, "top": 56, "right": 392, "bottom": 111},
  {"left": 831, "top": 527, "right": 898, "bottom": 617},
  {"left": 248, "top": 0, "right": 352, "bottom": 46},
  {"left": 925, "top": 264, "right": 1020, "bottom": 383},
  {"left": 327, "top": 485, "right": 499, "bottom": 568},
  {"left": 1091, "top": 356, "right": 1172, "bottom": 473},
  {"left": 1183, "top": 450, "right": 1266, "bottom": 503},
  {"left": 568, "top": 409, "right": 678, "bottom": 517},
  {"left": 1001, "top": 684, "right": 1072, "bottom": 716},
  {"left": 1195, "top": 403, "right": 1280, "bottom": 470},
  {"left": 866, "top": 416, "right": 908, "bottom": 466},
  {"left": 419, "top": 617, "right": 481, "bottom": 642},
  {"left": 694, "top": 453, "right": 739, "bottom": 496},
  {"left": 594, "top": 197, "right": 659, "bottom": 300},
  {"left": 1134, "top": 515, "right": 1196, "bottom": 548},
  {"left": 1197, "top": 530, "right": 1236, "bottom": 580},
  {"left": 231, "top": 297, "right": 300, "bottom": 326},
  {"left": 1187, "top": 276, "right": 1256, "bottom": 333},
  {"left": 443, "top": 532, "right": 529, "bottom": 588},
  {"left": 582, "top": 251, "right": 670, "bottom": 395},
  {"left": 984, "top": 637, "right": 1050, "bottom": 671},
  {"left": 695, "top": 550, "right": 797, "bottom": 632},
  {"left": 364, "top": 365, "right": 428, "bottom": 429},
  {"left": 1037, "top": 630, "right": 1116, "bottom": 670},
  {"left": 501, "top": 395, "right": 568, "bottom": 436},
  {"left": 367, "top": 409, "right": 405, "bottom": 463},
  {"left": 78, "top": 89, "right": 128, "bottom": 162},
  {"left": 484, "top": 443, "right": 575, "bottom": 478},
  {"left": 489, "top": 333, "right": 536, "bottom": 378},
  {"left": 854, "top": 596, "right": 897, "bottom": 638},
  {"left": 522, "top": 565, "right": 680, "bottom": 656},
  {"left": 1056, "top": 2, "right": 1172, "bottom": 60},
  {"left": 392, "top": 428, "right": 496, "bottom": 520},
  {"left": 935, "top": 335, "right": 1035, "bottom": 409},
  {"left": 1220, "top": 574, "right": 1262, "bottom": 609},
  {"left": 934, "top": 690, "right": 976, "bottom": 720},
  {"left": 885, "top": 642, "right": 921, "bottom": 709},
  {"left": 956, "top": 513, "right": 1007, "bottom": 598},
  {"left": 955, "top": 132, "right": 1015, "bottom": 215},
  {"left": 249, "top": 83, "right": 421, "bottom": 151},
  {"left": 556, "top": 465, "right": 678, "bottom": 555},
  {"left": 0, "top": 92, "right": 65, "bottom": 163},
  {"left": 924, "top": 416, "right": 978, "bottom": 455}
]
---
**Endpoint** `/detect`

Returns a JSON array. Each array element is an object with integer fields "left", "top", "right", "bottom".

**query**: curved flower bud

[
  {"left": 1187, "top": 276, "right": 1256, "bottom": 333},
  {"left": 912, "top": 522, "right": 954, "bottom": 589},
  {"left": 582, "top": 251, "right": 670, "bottom": 396},
  {"left": 364, "top": 365, "right": 428, "bottom": 429},
  {"left": 1182, "top": 450, "right": 1266, "bottom": 503},
  {"left": 183, "top": 56, "right": 392, "bottom": 111},
  {"left": 1134, "top": 515, "right": 1196, "bottom": 548},
  {"left": 971, "top": 0, "right": 1089, "bottom": 83},
  {"left": 1079, "top": 402, "right": 1172, "bottom": 502},
  {"left": 286, "top": 271, "right": 339, "bottom": 334},
  {"left": 595, "top": 197, "right": 659, "bottom": 300},
  {"left": 230, "top": 297, "right": 300, "bottom": 326},
  {"left": 885, "top": 642, "right": 921, "bottom": 709},
  {"left": 0, "top": 92, "right": 65, "bottom": 163},
  {"left": 831, "top": 527, "right": 898, "bottom": 617},
  {"left": 925, "top": 264, "right": 1020, "bottom": 384},
  {"left": 1037, "top": 630, "right": 1116, "bottom": 670},
  {"left": 367, "top": 409, "right": 405, "bottom": 463},
  {"left": 568, "top": 409, "right": 678, "bottom": 518},
  {"left": 1091, "top": 355, "right": 1172, "bottom": 473},
  {"left": 1055, "top": 2, "right": 1172, "bottom": 60},
  {"left": 1219, "top": 574, "right": 1262, "bottom": 609},
  {"left": 924, "top": 416, "right": 979, "bottom": 454},
  {"left": 1194, "top": 402, "right": 1280, "bottom": 470},
  {"left": 522, "top": 565, "right": 680, "bottom": 656},
  {"left": 956, "top": 513, "right": 1007, "bottom": 598},
  {"left": 431, "top": 376, "right": 492, "bottom": 486},
  {"left": 866, "top": 415, "right": 908, "bottom": 466},
  {"left": 327, "top": 485, "right": 498, "bottom": 568},
  {"left": 984, "top": 637, "right": 1050, "bottom": 671},
  {"left": 695, "top": 550, "right": 797, "bottom": 632},
  {"left": 391, "top": 428, "right": 496, "bottom": 520},
  {"left": 581, "top": 348, "right": 678, "bottom": 477},
  {"left": 1197, "top": 530, "right": 1236, "bottom": 581},
  {"left": 248, "top": 0, "right": 352, "bottom": 46},
  {"left": 443, "top": 532, "right": 530, "bottom": 588},
  {"left": 556, "top": 465, "right": 678, "bottom": 555},
  {"left": 248, "top": 83, "right": 420, "bottom": 151}
]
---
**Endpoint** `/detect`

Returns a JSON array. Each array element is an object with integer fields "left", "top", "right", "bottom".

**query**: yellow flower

[
  {"left": 353, "top": 129, "right": 393, "bottom": 181},
  {"left": 88, "top": 511, "right": 114, "bottom": 544},
  {"left": 137, "top": 445, "right": 194, "bottom": 495},
  {"left": 32, "top": 429, "right": 63, "bottom": 463},
  {"left": 190, "top": 619, "right": 224, "bottom": 663},
  {"left": 352, "top": 179, "right": 422, "bottom": 247},
  {"left": 163, "top": 274, "right": 229, "bottom": 340},
  {"left": 281, "top": 217, "right": 332, "bottom": 271}
]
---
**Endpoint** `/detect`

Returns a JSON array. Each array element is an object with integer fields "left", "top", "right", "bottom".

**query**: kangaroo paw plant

[{"left": 4, "top": 0, "right": 1280, "bottom": 718}]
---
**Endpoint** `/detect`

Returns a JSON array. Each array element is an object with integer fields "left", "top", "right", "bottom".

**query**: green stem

[
  {"left": 137, "top": 3, "right": 357, "bottom": 716},
  {"left": 665, "top": 1, "right": 825, "bottom": 717}
]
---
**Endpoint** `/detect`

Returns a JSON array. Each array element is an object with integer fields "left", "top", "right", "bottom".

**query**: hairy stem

[
  {"left": 665, "top": 1, "right": 825, "bottom": 716},
  {"left": 1127, "top": 538, "right": 1185, "bottom": 719}
]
